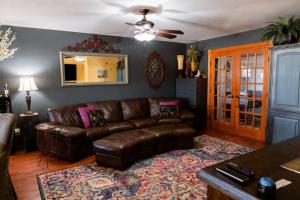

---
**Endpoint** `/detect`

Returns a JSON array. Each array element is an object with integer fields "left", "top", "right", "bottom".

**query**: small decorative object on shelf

[
  {"left": 177, "top": 55, "right": 184, "bottom": 78},
  {"left": 4, "top": 83, "right": 9, "bottom": 97},
  {"left": 187, "top": 45, "right": 202, "bottom": 77},
  {"left": 18, "top": 76, "right": 39, "bottom": 113},
  {"left": 144, "top": 51, "right": 166, "bottom": 90},
  {"left": 195, "top": 70, "right": 201, "bottom": 78},
  {"left": 201, "top": 72, "right": 207, "bottom": 78},
  {"left": 67, "top": 35, "right": 121, "bottom": 53}
]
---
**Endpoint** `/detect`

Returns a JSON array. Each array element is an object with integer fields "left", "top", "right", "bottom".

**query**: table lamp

[{"left": 18, "top": 76, "right": 39, "bottom": 113}]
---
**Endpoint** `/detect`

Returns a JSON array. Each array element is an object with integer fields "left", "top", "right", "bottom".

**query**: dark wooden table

[
  {"left": 0, "top": 96, "right": 12, "bottom": 113},
  {"left": 197, "top": 136, "right": 300, "bottom": 200},
  {"left": 18, "top": 112, "right": 40, "bottom": 152}
]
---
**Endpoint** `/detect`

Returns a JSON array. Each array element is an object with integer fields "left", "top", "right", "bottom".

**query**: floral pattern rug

[{"left": 37, "top": 135, "right": 253, "bottom": 200}]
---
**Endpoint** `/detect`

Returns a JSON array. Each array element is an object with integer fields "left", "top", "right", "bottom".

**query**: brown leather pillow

[
  {"left": 88, "top": 110, "right": 106, "bottom": 127},
  {"left": 48, "top": 104, "right": 86, "bottom": 128},
  {"left": 121, "top": 98, "right": 149, "bottom": 120}
]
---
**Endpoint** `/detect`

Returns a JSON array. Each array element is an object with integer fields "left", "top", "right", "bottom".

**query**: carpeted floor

[{"left": 37, "top": 135, "right": 253, "bottom": 200}]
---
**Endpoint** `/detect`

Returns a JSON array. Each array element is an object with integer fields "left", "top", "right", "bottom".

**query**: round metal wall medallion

[{"left": 144, "top": 51, "right": 165, "bottom": 89}]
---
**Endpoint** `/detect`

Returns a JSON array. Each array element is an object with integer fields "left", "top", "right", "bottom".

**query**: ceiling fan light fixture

[{"left": 134, "top": 32, "right": 155, "bottom": 41}]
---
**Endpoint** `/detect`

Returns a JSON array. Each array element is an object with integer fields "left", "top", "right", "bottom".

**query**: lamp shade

[
  {"left": 18, "top": 76, "right": 39, "bottom": 92},
  {"left": 177, "top": 55, "right": 184, "bottom": 70}
]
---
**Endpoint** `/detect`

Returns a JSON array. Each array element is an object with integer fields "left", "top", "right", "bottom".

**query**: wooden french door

[{"left": 207, "top": 42, "right": 271, "bottom": 141}]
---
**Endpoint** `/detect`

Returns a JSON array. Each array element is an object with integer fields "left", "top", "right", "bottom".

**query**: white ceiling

[{"left": 0, "top": 0, "right": 300, "bottom": 43}]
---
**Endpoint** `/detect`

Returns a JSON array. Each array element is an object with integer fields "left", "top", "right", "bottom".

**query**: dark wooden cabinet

[
  {"left": 0, "top": 96, "right": 12, "bottom": 113},
  {"left": 267, "top": 43, "right": 300, "bottom": 144},
  {"left": 176, "top": 78, "right": 207, "bottom": 129}
]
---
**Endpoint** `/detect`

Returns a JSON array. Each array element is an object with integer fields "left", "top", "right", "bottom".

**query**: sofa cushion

[
  {"left": 158, "top": 118, "right": 182, "bottom": 124},
  {"left": 121, "top": 98, "right": 150, "bottom": 120},
  {"left": 129, "top": 118, "right": 158, "bottom": 128},
  {"left": 180, "top": 109, "right": 196, "bottom": 120},
  {"left": 143, "top": 123, "right": 196, "bottom": 138},
  {"left": 93, "top": 130, "right": 156, "bottom": 156},
  {"left": 86, "top": 127, "right": 110, "bottom": 141},
  {"left": 87, "top": 101, "right": 123, "bottom": 123},
  {"left": 86, "top": 122, "right": 133, "bottom": 141},
  {"left": 173, "top": 124, "right": 196, "bottom": 138},
  {"left": 142, "top": 124, "right": 174, "bottom": 138},
  {"left": 48, "top": 104, "right": 86, "bottom": 128},
  {"left": 106, "top": 122, "right": 133, "bottom": 133}
]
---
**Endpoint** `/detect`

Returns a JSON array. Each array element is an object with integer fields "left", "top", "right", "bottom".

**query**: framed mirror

[{"left": 60, "top": 51, "right": 128, "bottom": 86}]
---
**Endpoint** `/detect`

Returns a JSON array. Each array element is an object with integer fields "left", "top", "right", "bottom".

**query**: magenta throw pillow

[{"left": 78, "top": 106, "right": 96, "bottom": 128}]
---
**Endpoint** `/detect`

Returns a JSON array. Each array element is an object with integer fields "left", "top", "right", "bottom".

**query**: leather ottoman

[
  {"left": 143, "top": 123, "right": 196, "bottom": 153},
  {"left": 93, "top": 129, "right": 156, "bottom": 169}
]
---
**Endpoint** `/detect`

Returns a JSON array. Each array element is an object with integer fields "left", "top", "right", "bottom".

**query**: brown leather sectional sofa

[{"left": 36, "top": 97, "right": 197, "bottom": 167}]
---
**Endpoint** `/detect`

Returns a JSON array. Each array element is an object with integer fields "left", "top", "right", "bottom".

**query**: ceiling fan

[{"left": 125, "top": 9, "right": 184, "bottom": 41}]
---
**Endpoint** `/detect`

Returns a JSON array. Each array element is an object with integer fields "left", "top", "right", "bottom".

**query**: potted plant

[
  {"left": 187, "top": 45, "right": 202, "bottom": 76},
  {"left": 262, "top": 16, "right": 300, "bottom": 46}
]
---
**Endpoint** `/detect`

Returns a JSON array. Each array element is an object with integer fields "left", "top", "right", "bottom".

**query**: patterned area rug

[{"left": 37, "top": 135, "right": 253, "bottom": 200}]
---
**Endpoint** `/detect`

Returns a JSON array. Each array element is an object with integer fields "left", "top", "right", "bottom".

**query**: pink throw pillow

[
  {"left": 159, "top": 101, "right": 179, "bottom": 112},
  {"left": 87, "top": 104, "right": 97, "bottom": 110},
  {"left": 78, "top": 105, "right": 96, "bottom": 128}
]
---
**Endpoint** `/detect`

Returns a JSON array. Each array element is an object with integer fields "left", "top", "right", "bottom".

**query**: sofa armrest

[
  {"left": 35, "top": 122, "right": 86, "bottom": 138},
  {"left": 35, "top": 122, "right": 89, "bottom": 162}
]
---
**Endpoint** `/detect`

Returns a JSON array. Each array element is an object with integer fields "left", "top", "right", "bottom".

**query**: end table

[
  {"left": 19, "top": 112, "right": 40, "bottom": 152},
  {"left": 36, "top": 125, "right": 62, "bottom": 168}
]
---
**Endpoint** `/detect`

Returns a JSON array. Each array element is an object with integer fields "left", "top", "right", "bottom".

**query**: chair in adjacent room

[{"left": 0, "top": 113, "right": 17, "bottom": 200}]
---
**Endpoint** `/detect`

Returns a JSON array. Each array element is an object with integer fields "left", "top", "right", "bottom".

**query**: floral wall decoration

[
  {"left": 68, "top": 35, "right": 120, "bottom": 53},
  {"left": 0, "top": 27, "right": 18, "bottom": 61}
]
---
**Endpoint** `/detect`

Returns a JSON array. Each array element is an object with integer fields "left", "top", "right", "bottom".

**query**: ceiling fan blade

[
  {"left": 157, "top": 29, "right": 184, "bottom": 35},
  {"left": 154, "top": 32, "right": 177, "bottom": 39},
  {"left": 125, "top": 22, "right": 135, "bottom": 26}
]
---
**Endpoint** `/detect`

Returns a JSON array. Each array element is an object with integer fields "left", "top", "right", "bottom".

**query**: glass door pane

[
  {"left": 213, "top": 56, "right": 233, "bottom": 122},
  {"left": 238, "top": 53, "right": 264, "bottom": 129}
]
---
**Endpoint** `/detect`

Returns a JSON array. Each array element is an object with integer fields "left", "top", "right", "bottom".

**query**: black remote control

[
  {"left": 226, "top": 162, "right": 255, "bottom": 177},
  {"left": 216, "top": 166, "right": 250, "bottom": 183}
]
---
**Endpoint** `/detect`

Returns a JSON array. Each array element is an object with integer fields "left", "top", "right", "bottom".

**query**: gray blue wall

[
  {"left": 0, "top": 26, "right": 267, "bottom": 121},
  {"left": 190, "top": 28, "right": 266, "bottom": 73},
  {"left": 0, "top": 26, "right": 186, "bottom": 121}
]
